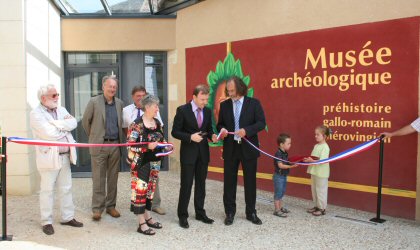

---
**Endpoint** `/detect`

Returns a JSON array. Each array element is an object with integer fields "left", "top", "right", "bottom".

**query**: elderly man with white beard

[{"left": 30, "top": 84, "right": 83, "bottom": 235}]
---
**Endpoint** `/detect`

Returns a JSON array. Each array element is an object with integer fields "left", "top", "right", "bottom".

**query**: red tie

[{"left": 197, "top": 108, "right": 202, "bottom": 128}]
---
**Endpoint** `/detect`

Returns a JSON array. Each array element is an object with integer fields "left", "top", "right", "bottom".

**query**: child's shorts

[{"left": 273, "top": 172, "right": 287, "bottom": 200}]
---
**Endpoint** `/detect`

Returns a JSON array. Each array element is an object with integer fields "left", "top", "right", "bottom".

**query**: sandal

[
  {"left": 307, "top": 207, "right": 319, "bottom": 213},
  {"left": 273, "top": 211, "right": 287, "bottom": 218},
  {"left": 137, "top": 223, "right": 155, "bottom": 235},
  {"left": 280, "top": 207, "right": 290, "bottom": 213},
  {"left": 312, "top": 209, "right": 326, "bottom": 216},
  {"left": 146, "top": 217, "right": 163, "bottom": 229}
]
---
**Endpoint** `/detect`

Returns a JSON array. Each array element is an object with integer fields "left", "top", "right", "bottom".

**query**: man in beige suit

[
  {"left": 82, "top": 75, "right": 124, "bottom": 221},
  {"left": 30, "top": 84, "right": 83, "bottom": 235}
]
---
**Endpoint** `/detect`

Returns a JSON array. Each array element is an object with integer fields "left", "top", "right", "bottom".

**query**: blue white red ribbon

[
  {"left": 7, "top": 137, "right": 173, "bottom": 157},
  {"left": 217, "top": 131, "right": 380, "bottom": 165}
]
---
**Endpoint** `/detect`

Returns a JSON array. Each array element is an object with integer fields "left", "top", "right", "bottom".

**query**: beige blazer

[
  {"left": 82, "top": 94, "right": 124, "bottom": 156},
  {"left": 30, "top": 104, "right": 77, "bottom": 170}
]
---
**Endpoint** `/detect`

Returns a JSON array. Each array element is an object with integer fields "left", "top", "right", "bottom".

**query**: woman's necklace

[{"left": 143, "top": 116, "right": 156, "bottom": 129}]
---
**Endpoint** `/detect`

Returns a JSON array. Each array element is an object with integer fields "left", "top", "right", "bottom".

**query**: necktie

[
  {"left": 136, "top": 108, "right": 141, "bottom": 119},
  {"left": 234, "top": 100, "right": 240, "bottom": 141},
  {"left": 197, "top": 108, "right": 202, "bottom": 128}
]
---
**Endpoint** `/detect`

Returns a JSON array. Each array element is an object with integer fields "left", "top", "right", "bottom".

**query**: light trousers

[
  {"left": 39, "top": 154, "right": 75, "bottom": 226},
  {"left": 310, "top": 175, "right": 328, "bottom": 210}
]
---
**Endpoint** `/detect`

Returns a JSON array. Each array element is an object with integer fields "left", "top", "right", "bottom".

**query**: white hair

[{"left": 37, "top": 84, "right": 57, "bottom": 102}]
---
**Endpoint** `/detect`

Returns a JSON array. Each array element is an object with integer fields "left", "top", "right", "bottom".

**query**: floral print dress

[{"left": 127, "top": 116, "right": 164, "bottom": 214}]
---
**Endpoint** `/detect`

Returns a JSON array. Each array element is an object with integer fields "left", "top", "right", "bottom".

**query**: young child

[
  {"left": 304, "top": 125, "right": 331, "bottom": 216},
  {"left": 273, "top": 133, "right": 297, "bottom": 217}
]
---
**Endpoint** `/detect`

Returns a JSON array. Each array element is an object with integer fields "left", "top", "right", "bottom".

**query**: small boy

[{"left": 273, "top": 133, "right": 297, "bottom": 217}]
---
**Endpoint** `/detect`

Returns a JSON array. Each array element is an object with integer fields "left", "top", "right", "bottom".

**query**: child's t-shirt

[
  {"left": 307, "top": 142, "right": 330, "bottom": 178},
  {"left": 274, "top": 149, "right": 290, "bottom": 176}
]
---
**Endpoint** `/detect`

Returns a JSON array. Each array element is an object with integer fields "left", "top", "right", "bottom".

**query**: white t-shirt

[{"left": 122, "top": 103, "right": 164, "bottom": 128}]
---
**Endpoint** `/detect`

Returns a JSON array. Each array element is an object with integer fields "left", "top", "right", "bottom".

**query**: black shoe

[
  {"left": 137, "top": 223, "right": 155, "bottom": 236},
  {"left": 146, "top": 218, "right": 162, "bottom": 229},
  {"left": 224, "top": 214, "right": 234, "bottom": 226},
  {"left": 60, "top": 218, "right": 83, "bottom": 227},
  {"left": 196, "top": 214, "right": 214, "bottom": 224},
  {"left": 42, "top": 224, "right": 54, "bottom": 235},
  {"left": 179, "top": 218, "right": 189, "bottom": 229},
  {"left": 246, "top": 213, "right": 262, "bottom": 225}
]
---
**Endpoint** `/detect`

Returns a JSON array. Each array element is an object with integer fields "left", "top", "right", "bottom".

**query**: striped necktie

[{"left": 234, "top": 100, "right": 240, "bottom": 141}]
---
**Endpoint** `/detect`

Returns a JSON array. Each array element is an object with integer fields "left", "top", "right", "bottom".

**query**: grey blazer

[{"left": 82, "top": 94, "right": 124, "bottom": 156}]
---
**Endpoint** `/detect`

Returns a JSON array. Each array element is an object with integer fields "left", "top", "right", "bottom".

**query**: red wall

[{"left": 186, "top": 17, "right": 419, "bottom": 219}]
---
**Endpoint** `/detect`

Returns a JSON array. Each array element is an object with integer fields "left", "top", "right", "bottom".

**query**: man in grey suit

[{"left": 82, "top": 75, "right": 124, "bottom": 221}]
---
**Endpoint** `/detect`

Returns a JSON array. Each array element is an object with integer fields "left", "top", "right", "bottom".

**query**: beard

[{"left": 44, "top": 99, "right": 58, "bottom": 109}]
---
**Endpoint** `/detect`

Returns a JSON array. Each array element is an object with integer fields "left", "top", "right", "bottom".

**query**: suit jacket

[
  {"left": 217, "top": 96, "right": 266, "bottom": 160},
  {"left": 82, "top": 94, "right": 124, "bottom": 156},
  {"left": 30, "top": 105, "right": 77, "bottom": 170},
  {"left": 171, "top": 102, "right": 214, "bottom": 165}
]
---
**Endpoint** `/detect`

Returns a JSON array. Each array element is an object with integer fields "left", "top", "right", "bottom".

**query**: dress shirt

[{"left": 122, "top": 103, "right": 164, "bottom": 128}]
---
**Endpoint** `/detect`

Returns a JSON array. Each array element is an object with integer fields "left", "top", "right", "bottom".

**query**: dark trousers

[
  {"left": 223, "top": 143, "right": 257, "bottom": 216},
  {"left": 177, "top": 158, "right": 208, "bottom": 219}
]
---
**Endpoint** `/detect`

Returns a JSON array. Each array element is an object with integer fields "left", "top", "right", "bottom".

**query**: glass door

[
  {"left": 144, "top": 52, "right": 168, "bottom": 170},
  {"left": 66, "top": 68, "right": 119, "bottom": 172}
]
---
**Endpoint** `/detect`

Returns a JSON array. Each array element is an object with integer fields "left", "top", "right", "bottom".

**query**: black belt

[
  {"left": 104, "top": 139, "right": 118, "bottom": 142},
  {"left": 59, "top": 152, "right": 69, "bottom": 155},
  {"left": 234, "top": 139, "right": 242, "bottom": 144}
]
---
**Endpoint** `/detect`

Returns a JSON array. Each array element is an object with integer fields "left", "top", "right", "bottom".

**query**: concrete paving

[{"left": 0, "top": 170, "right": 420, "bottom": 249}]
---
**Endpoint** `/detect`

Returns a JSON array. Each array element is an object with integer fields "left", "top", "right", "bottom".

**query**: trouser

[
  {"left": 223, "top": 143, "right": 258, "bottom": 216},
  {"left": 151, "top": 177, "right": 162, "bottom": 209},
  {"left": 177, "top": 158, "right": 208, "bottom": 219},
  {"left": 311, "top": 175, "right": 329, "bottom": 210},
  {"left": 39, "top": 154, "right": 74, "bottom": 225},
  {"left": 91, "top": 145, "right": 120, "bottom": 213}
]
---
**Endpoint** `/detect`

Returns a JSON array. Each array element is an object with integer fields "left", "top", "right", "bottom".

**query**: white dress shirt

[{"left": 122, "top": 103, "right": 164, "bottom": 128}]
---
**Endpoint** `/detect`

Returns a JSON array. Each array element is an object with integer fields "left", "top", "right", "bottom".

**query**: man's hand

[
  {"left": 64, "top": 114, "right": 73, "bottom": 119},
  {"left": 211, "top": 134, "right": 218, "bottom": 143},
  {"left": 191, "top": 132, "right": 203, "bottom": 143},
  {"left": 235, "top": 128, "right": 246, "bottom": 138},
  {"left": 219, "top": 128, "right": 228, "bottom": 139}
]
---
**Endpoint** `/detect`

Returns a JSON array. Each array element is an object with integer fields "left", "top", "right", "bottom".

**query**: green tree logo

[{"left": 207, "top": 52, "right": 253, "bottom": 147}]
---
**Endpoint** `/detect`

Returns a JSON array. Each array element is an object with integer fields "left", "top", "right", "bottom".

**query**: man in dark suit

[
  {"left": 217, "top": 76, "right": 266, "bottom": 226},
  {"left": 172, "top": 85, "right": 218, "bottom": 229}
]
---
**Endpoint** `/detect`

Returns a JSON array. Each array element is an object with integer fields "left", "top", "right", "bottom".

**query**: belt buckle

[{"left": 237, "top": 138, "right": 241, "bottom": 144}]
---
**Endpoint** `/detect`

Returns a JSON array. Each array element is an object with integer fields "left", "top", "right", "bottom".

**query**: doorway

[{"left": 64, "top": 52, "right": 167, "bottom": 173}]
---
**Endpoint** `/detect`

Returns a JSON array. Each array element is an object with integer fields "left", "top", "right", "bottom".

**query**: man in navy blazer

[
  {"left": 172, "top": 85, "right": 218, "bottom": 229},
  {"left": 217, "top": 76, "right": 266, "bottom": 226}
]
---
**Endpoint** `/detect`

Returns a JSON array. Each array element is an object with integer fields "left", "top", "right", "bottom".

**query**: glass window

[
  {"left": 144, "top": 53, "right": 164, "bottom": 102},
  {"left": 107, "top": 0, "right": 151, "bottom": 13},
  {"left": 62, "top": 0, "right": 106, "bottom": 14},
  {"left": 145, "top": 53, "right": 164, "bottom": 65},
  {"left": 67, "top": 53, "right": 118, "bottom": 66}
]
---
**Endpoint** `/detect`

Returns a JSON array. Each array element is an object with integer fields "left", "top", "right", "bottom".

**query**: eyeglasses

[{"left": 50, "top": 93, "right": 59, "bottom": 98}]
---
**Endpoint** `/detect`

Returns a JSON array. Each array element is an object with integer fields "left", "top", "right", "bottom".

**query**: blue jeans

[{"left": 273, "top": 173, "right": 287, "bottom": 200}]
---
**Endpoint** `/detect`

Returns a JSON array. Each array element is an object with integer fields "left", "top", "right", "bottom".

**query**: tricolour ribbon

[
  {"left": 7, "top": 137, "right": 173, "bottom": 157},
  {"left": 217, "top": 131, "right": 380, "bottom": 165}
]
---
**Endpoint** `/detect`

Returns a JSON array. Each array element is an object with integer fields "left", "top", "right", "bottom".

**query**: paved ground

[{"left": 0, "top": 170, "right": 420, "bottom": 249}]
